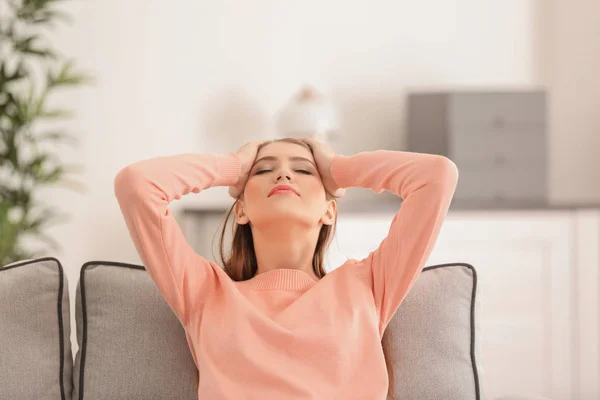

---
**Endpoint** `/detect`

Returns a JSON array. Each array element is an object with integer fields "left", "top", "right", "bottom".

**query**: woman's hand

[
  {"left": 301, "top": 137, "right": 346, "bottom": 198},
  {"left": 228, "top": 141, "right": 263, "bottom": 199}
]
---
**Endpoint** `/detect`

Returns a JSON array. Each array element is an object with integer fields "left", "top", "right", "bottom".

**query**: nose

[
  {"left": 276, "top": 173, "right": 291, "bottom": 182},
  {"left": 273, "top": 163, "right": 293, "bottom": 182},
  {"left": 274, "top": 166, "right": 292, "bottom": 182}
]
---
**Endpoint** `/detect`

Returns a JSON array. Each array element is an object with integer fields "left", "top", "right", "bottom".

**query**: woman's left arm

[{"left": 330, "top": 150, "right": 458, "bottom": 335}]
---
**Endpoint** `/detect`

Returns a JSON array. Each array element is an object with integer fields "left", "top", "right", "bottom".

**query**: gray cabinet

[{"left": 407, "top": 91, "right": 547, "bottom": 204}]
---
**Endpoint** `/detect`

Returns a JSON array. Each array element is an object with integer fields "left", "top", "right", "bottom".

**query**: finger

[
  {"left": 252, "top": 140, "right": 267, "bottom": 153},
  {"left": 333, "top": 188, "right": 346, "bottom": 198},
  {"left": 297, "top": 137, "right": 314, "bottom": 148},
  {"left": 302, "top": 137, "right": 318, "bottom": 147},
  {"left": 228, "top": 186, "right": 238, "bottom": 199},
  {"left": 229, "top": 183, "right": 243, "bottom": 199}
]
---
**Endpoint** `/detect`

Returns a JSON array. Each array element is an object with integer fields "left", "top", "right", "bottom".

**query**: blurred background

[{"left": 1, "top": 0, "right": 599, "bottom": 399}]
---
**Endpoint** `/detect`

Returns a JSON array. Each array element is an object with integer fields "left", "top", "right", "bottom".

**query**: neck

[{"left": 251, "top": 223, "right": 321, "bottom": 281}]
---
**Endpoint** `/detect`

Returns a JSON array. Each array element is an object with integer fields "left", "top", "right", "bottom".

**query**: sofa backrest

[
  {"left": 0, "top": 258, "right": 73, "bottom": 400},
  {"left": 72, "top": 261, "right": 197, "bottom": 400},
  {"left": 384, "top": 262, "right": 483, "bottom": 400},
  {"left": 1, "top": 258, "right": 483, "bottom": 400}
]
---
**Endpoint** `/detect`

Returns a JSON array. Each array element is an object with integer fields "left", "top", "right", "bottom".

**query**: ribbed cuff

[
  {"left": 330, "top": 154, "right": 356, "bottom": 189},
  {"left": 216, "top": 152, "right": 241, "bottom": 186}
]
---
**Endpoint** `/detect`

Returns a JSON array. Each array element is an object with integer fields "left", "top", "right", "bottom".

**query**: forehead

[{"left": 256, "top": 141, "right": 314, "bottom": 161}]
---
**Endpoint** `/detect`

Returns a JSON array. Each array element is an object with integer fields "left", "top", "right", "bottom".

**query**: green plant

[{"left": 0, "top": 0, "right": 91, "bottom": 266}]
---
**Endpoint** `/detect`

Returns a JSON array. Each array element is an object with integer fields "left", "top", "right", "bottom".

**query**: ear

[
  {"left": 234, "top": 200, "right": 250, "bottom": 225},
  {"left": 320, "top": 199, "right": 337, "bottom": 226}
]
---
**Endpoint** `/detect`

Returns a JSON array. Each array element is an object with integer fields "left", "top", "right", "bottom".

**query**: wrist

[
  {"left": 330, "top": 154, "right": 353, "bottom": 189},
  {"left": 216, "top": 152, "right": 242, "bottom": 186}
]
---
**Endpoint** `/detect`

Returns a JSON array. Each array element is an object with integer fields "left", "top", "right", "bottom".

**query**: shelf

[{"left": 172, "top": 184, "right": 600, "bottom": 216}]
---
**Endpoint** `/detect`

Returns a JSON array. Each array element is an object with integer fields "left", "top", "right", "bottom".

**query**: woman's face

[{"left": 235, "top": 141, "right": 336, "bottom": 228}]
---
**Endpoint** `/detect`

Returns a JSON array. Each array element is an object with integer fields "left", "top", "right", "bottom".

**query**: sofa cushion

[
  {"left": 73, "top": 261, "right": 197, "bottom": 400},
  {"left": 72, "top": 260, "right": 482, "bottom": 399},
  {"left": 383, "top": 262, "right": 484, "bottom": 400},
  {"left": 0, "top": 257, "right": 74, "bottom": 400}
]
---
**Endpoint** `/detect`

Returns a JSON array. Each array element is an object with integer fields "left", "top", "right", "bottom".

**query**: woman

[{"left": 114, "top": 137, "right": 458, "bottom": 399}]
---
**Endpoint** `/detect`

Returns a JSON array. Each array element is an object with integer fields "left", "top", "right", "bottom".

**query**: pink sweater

[{"left": 114, "top": 149, "right": 458, "bottom": 399}]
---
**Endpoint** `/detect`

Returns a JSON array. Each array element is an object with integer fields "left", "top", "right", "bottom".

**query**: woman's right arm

[{"left": 114, "top": 152, "right": 241, "bottom": 327}]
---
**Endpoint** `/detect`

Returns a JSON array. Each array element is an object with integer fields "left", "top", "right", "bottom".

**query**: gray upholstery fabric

[
  {"left": 72, "top": 261, "right": 197, "bottom": 400},
  {"left": 0, "top": 257, "right": 74, "bottom": 400},
  {"left": 1, "top": 257, "right": 482, "bottom": 399},
  {"left": 383, "top": 263, "right": 483, "bottom": 400}
]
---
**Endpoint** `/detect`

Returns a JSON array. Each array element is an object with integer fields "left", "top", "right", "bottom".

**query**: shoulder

[{"left": 325, "top": 258, "right": 372, "bottom": 286}]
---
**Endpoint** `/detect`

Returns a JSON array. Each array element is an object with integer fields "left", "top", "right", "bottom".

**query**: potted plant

[{"left": 0, "top": 0, "right": 91, "bottom": 266}]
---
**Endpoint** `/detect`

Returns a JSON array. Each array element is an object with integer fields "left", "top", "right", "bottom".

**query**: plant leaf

[
  {"left": 13, "top": 34, "right": 56, "bottom": 58},
  {"left": 52, "top": 177, "right": 87, "bottom": 193},
  {"left": 39, "top": 108, "right": 73, "bottom": 119},
  {"left": 60, "top": 162, "right": 85, "bottom": 174},
  {"left": 36, "top": 165, "right": 64, "bottom": 183},
  {"left": 48, "top": 60, "right": 93, "bottom": 87},
  {"left": 35, "top": 131, "right": 79, "bottom": 145},
  {"left": 34, "top": 232, "right": 61, "bottom": 251},
  {"left": 23, "top": 207, "right": 67, "bottom": 231},
  {"left": 0, "top": 61, "right": 28, "bottom": 85},
  {"left": 32, "top": 9, "right": 73, "bottom": 26}
]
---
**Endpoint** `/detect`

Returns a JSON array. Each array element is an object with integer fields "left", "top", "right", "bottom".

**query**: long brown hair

[{"left": 195, "top": 138, "right": 395, "bottom": 398}]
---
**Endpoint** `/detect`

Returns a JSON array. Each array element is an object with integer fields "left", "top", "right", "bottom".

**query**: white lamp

[{"left": 275, "top": 85, "right": 339, "bottom": 144}]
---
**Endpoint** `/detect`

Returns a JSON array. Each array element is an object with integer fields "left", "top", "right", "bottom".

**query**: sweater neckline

[{"left": 244, "top": 268, "right": 319, "bottom": 291}]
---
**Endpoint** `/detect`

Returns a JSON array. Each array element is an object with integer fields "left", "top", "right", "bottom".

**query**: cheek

[
  {"left": 243, "top": 179, "right": 265, "bottom": 202},
  {"left": 301, "top": 180, "right": 327, "bottom": 204}
]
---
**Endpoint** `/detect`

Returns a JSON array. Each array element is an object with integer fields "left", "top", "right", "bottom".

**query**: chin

[{"left": 251, "top": 204, "right": 314, "bottom": 227}]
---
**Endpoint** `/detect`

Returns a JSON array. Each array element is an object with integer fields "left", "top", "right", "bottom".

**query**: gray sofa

[{"left": 0, "top": 257, "right": 483, "bottom": 399}]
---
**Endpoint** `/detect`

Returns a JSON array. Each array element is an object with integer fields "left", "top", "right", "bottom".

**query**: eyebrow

[{"left": 254, "top": 156, "right": 316, "bottom": 166}]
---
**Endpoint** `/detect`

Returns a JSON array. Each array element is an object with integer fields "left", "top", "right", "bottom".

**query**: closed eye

[{"left": 255, "top": 169, "right": 312, "bottom": 175}]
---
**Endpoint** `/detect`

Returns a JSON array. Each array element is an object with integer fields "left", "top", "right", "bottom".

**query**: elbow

[
  {"left": 431, "top": 155, "right": 459, "bottom": 189},
  {"left": 114, "top": 164, "right": 144, "bottom": 201},
  {"left": 442, "top": 156, "right": 459, "bottom": 184}
]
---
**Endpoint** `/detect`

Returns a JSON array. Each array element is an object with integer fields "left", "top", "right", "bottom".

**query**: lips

[{"left": 268, "top": 185, "right": 300, "bottom": 197}]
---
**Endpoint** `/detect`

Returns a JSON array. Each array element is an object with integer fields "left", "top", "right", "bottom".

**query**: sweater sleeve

[
  {"left": 330, "top": 150, "right": 458, "bottom": 335},
  {"left": 114, "top": 152, "right": 241, "bottom": 327}
]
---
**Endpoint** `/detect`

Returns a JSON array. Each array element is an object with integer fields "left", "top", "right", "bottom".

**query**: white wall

[
  {"left": 50, "top": 0, "right": 540, "bottom": 259},
  {"left": 41, "top": 0, "right": 576, "bottom": 351},
  {"left": 544, "top": 0, "right": 600, "bottom": 203}
]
